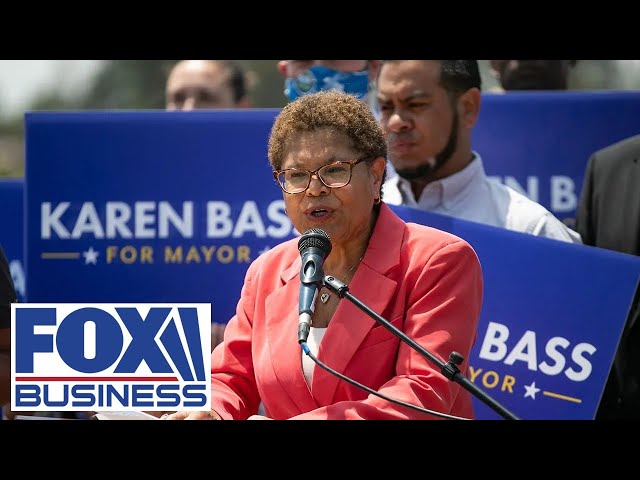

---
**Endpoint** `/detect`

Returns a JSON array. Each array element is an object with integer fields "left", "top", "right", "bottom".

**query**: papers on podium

[{"left": 93, "top": 411, "right": 159, "bottom": 420}]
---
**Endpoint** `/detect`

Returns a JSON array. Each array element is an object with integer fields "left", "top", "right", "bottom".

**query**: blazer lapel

[
  {"left": 265, "top": 258, "right": 320, "bottom": 414},
  {"left": 311, "top": 265, "right": 398, "bottom": 405},
  {"left": 311, "top": 204, "right": 405, "bottom": 405}
]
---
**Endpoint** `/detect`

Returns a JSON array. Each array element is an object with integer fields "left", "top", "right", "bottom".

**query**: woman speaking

[{"left": 165, "top": 91, "right": 483, "bottom": 420}]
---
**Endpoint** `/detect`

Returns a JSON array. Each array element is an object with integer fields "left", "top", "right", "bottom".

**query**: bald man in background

[
  {"left": 166, "top": 60, "right": 253, "bottom": 110},
  {"left": 165, "top": 60, "right": 253, "bottom": 351}
]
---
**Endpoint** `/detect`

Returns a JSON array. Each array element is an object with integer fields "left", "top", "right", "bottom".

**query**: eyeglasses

[{"left": 273, "top": 156, "right": 370, "bottom": 194}]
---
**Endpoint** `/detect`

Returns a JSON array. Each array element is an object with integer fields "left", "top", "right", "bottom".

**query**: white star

[
  {"left": 258, "top": 246, "right": 271, "bottom": 256},
  {"left": 83, "top": 246, "right": 99, "bottom": 265},
  {"left": 523, "top": 381, "right": 541, "bottom": 400}
]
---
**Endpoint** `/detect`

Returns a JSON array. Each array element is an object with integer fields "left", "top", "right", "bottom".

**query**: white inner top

[{"left": 302, "top": 327, "right": 327, "bottom": 387}]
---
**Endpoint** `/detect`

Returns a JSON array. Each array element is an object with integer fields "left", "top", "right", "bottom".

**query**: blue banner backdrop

[
  {"left": 391, "top": 205, "right": 640, "bottom": 420},
  {"left": 476, "top": 91, "right": 640, "bottom": 227},
  {"left": 0, "top": 179, "right": 25, "bottom": 302},
  {"left": 24, "top": 109, "right": 640, "bottom": 419},
  {"left": 9, "top": 92, "right": 640, "bottom": 303}
]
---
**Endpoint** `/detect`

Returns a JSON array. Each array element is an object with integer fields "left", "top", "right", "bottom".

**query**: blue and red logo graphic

[{"left": 11, "top": 303, "right": 211, "bottom": 412}]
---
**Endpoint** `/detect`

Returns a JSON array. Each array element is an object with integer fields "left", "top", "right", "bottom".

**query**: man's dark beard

[{"left": 395, "top": 110, "right": 459, "bottom": 181}]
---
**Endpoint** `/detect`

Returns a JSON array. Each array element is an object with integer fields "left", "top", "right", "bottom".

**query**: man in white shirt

[{"left": 376, "top": 60, "right": 581, "bottom": 243}]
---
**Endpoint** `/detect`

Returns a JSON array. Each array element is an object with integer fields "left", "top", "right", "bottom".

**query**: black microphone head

[{"left": 298, "top": 228, "right": 332, "bottom": 257}]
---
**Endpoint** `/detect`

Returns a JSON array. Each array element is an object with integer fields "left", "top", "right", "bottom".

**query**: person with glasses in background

[{"left": 164, "top": 91, "right": 483, "bottom": 420}]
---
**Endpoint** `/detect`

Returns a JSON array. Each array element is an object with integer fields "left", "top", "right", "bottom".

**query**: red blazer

[{"left": 210, "top": 203, "right": 483, "bottom": 420}]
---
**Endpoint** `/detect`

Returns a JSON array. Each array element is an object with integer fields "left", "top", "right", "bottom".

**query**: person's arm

[
  {"left": 206, "top": 260, "right": 262, "bottom": 420},
  {"left": 0, "top": 327, "right": 9, "bottom": 406},
  {"left": 0, "top": 246, "right": 17, "bottom": 406},
  {"left": 165, "top": 257, "right": 263, "bottom": 420},
  {"left": 291, "top": 239, "right": 483, "bottom": 420},
  {"left": 531, "top": 213, "right": 583, "bottom": 244}
]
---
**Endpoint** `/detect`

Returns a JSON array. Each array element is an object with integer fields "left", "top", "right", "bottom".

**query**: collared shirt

[{"left": 382, "top": 153, "right": 582, "bottom": 244}]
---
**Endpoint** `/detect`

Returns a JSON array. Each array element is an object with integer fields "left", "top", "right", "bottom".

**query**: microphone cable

[{"left": 301, "top": 343, "right": 472, "bottom": 420}]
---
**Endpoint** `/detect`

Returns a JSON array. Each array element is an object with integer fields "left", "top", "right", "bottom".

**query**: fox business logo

[{"left": 11, "top": 303, "right": 211, "bottom": 412}]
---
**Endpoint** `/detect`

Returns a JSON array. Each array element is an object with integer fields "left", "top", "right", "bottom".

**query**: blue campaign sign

[
  {"left": 390, "top": 205, "right": 640, "bottom": 420},
  {"left": 0, "top": 179, "right": 26, "bottom": 302},
  {"left": 25, "top": 109, "right": 640, "bottom": 419},
  {"left": 475, "top": 91, "right": 640, "bottom": 227},
  {"left": 25, "top": 110, "right": 294, "bottom": 326}
]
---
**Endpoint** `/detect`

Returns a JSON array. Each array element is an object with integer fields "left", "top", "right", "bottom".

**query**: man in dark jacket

[{"left": 576, "top": 134, "right": 640, "bottom": 419}]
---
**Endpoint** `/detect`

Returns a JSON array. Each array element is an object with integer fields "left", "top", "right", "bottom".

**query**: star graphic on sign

[
  {"left": 82, "top": 246, "right": 99, "bottom": 265},
  {"left": 258, "top": 246, "right": 271, "bottom": 256},
  {"left": 523, "top": 381, "right": 541, "bottom": 400}
]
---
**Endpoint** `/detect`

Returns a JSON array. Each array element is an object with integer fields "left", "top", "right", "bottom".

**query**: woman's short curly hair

[{"left": 268, "top": 91, "right": 387, "bottom": 173}]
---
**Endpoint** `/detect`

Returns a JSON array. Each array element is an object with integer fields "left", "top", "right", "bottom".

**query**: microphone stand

[{"left": 323, "top": 274, "right": 520, "bottom": 420}]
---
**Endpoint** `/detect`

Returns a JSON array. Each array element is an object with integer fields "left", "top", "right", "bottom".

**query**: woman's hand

[
  {"left": 247, "top": 415, "right": 272, "bottom": 420},
  {"left": 161, "top": 410, "right": 222, "bottom": 420}
]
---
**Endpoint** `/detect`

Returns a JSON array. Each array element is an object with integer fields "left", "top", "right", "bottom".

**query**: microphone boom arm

[{"left": 322, "top": 274, "right": 520, "bottom": 420}]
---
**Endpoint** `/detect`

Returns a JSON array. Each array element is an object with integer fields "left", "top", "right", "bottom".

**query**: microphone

[{"left": 297, "top": 228, "right": 332, "bottom": 344}]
